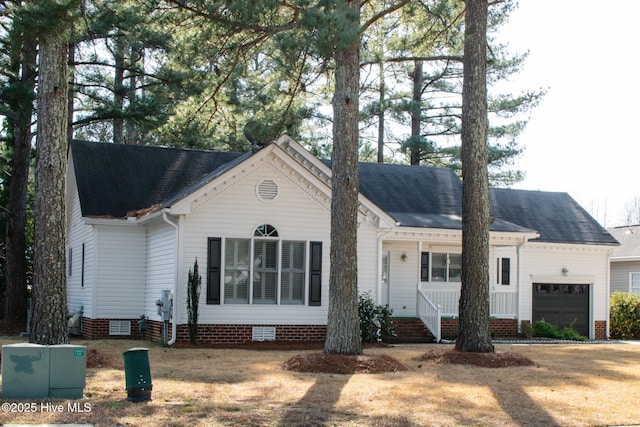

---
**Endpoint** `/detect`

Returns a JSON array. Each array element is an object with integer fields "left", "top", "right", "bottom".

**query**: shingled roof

[
  {"left": 70, "top": 140, "right": 244, "bottom": 218},
  {"left": 69, "top": 140, "right": 618, "bottom": 245},
  {"left": 607, "top": 225, "right": 640, "bottom": 259},
  {"left": 489, "top": 188, "right": 618, "bottom": 245}
]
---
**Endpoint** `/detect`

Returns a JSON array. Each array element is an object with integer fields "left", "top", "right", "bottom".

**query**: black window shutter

[
  {"left": 309, "top": 241, "right": 322, "bottom": 306},
  {"left": 501, "top": 258, "right": 511, "bottom": 285},
  {"left": 420, "top": 252, "right": 430, "bottom": 282},
  {"left": 207, "top": 238, "right": 222, "bottom": 304}
]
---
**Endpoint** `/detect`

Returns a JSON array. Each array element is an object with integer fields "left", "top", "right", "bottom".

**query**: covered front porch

[{"left": 376, "top": 229, "right": 535, "bottom": 342}]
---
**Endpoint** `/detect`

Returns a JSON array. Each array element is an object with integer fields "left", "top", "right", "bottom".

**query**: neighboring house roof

[
  {"left": 607, "top": 225, "right": 640, "bottom": 260},
  {"left": 490, "top": 188, "right": 618, "bottom": 246},
  {"left": 70, "top": 140, "right": 244, "bottom": 218},
  {"left": 69, "top": 139, "right": 618, "bottom": 246}
]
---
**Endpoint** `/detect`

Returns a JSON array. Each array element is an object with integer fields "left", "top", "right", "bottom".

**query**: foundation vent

[
  {"left": 109, "top": 320, "right": 132, "bottom": 336},
  {"left": 252, "top": 326, "right": 276, "bottom": 341}
]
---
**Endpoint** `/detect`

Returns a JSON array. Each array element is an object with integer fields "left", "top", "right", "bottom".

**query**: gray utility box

[
  {"left": 1, "top": 343, "right": 50, "bottom": 399},
  {"left": 49, "top": 344, "right": 87, "bottom": 398},
  {"left": 2, "top": 343, "right": 86, "bottom": 399}
]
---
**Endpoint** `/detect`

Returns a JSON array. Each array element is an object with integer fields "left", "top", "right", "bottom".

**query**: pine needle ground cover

[{"left": 1, "top": 337, "right": 639, "bottom": 426}]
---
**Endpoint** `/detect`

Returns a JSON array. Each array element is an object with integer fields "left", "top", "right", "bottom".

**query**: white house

[{"left": 65, "top": 136, "right": 618, "bottom": 343}]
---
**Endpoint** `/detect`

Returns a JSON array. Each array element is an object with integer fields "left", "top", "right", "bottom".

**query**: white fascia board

[
  {"left": 610, "top": 256, "right": 640, "bottom": 262},
  {"left": 83, "top": 217, "right": 139, "bottom": 226}
]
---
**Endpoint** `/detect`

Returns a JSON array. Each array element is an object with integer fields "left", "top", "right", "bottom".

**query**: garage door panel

[{"left": 533, "top": 284, "right": 589, "bottom": 336}]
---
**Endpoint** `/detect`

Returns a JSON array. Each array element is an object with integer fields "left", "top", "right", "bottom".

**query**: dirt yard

[{"left": 1, "top": 336, "right": 640, "bottom": 426}]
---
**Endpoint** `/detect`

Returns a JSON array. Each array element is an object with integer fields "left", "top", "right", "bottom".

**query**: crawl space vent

[
  {"left": 109, "top": 320, "right": 132, "bottom": 336},
  {"left": 257, "top": 179, "right": 279, "bottom": 201},
  {"left": 252, "top": 326, "right": 276, "bottom": 341}
]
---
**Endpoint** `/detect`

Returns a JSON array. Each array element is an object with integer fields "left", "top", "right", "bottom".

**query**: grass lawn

[{"left": 1, "top": 336, "right": 639, "bottom": 426}]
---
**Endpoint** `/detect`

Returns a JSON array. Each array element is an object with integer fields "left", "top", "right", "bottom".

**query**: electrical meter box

[
  {"left": 1, "top": 343, "right": 50, "bottom": 399},
  {"left": 49, "top": 344, "right": 87, "bottom": 398}
]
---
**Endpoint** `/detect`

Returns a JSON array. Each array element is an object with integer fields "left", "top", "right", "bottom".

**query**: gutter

[{"left": 162, "top": 210, "right": 179, "bottom": 346}]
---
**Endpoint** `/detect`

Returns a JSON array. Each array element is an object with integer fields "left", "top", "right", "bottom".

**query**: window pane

[
  {"left": 224, "top": 239, "right": 249, "bottom": 304},
  {"left": 281, "top": 241, "right": 305, "bottom": 305},
  {"left": 431, "top": 253, "right": 447, "bottom": 282},
  {"left": 253, "top": 240, "right": 277, "bottom": 304},
  {"left": 631, "top": 272, "right": 640, "bottom": 294},
  {"left": 448, "top": 254, "right": 462, "bottom": 282}
]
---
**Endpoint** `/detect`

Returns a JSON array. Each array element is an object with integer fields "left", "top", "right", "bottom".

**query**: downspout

[
  {"left": 516, "top": 237, "right": 527, "bottom": 333},
  {"left": 606, "top": 248, "right": 613, "bottom": 339},
  {"left": 162, "top": 210, "right": 179, "bottom": 346}
]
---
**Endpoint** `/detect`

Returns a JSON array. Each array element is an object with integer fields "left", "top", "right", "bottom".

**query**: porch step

[{"left": 386, "top": 318, "right": 436, "bottom": 344}]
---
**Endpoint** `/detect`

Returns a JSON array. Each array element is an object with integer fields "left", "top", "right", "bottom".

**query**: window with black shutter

[
  {"left": 309, "top": 241, "right": 322, "bottom": 306},
  {"left": 420, "top": 252, "right": 430, "bottom": 282},
  {"left": 207, "top": 237, "right": 222, "bottom": 304}
]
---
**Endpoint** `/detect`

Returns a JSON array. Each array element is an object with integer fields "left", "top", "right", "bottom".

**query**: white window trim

[
  {"left": 630, "top": 272, "right": 640, "bottom": 295},
  {"left": 222, "top": 226, "right": 308, "bottom": 306}
]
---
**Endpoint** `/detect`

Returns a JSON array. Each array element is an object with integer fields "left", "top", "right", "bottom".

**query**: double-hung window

[
  {"left": 421, "top": 252, "right": 462, "bottom": 282},
  {"left": 631, "top": 272, "right": 640, "bottom": 295},
  {"left": 497, "top": 257, "right": 511, "bottom": 285},
  {"left": 208, "top": 224, "right": 322, "bottom": 305}
]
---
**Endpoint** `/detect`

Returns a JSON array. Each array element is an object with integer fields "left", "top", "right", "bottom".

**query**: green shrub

[
  {"left": 187, "top": 258, "right": 201, "bottom": 346},
  {"left": 358, "top": 292, "right": 396, "bottom": 343},
  {"left": 610, "top": 291, "right": 640, "bottom": 339},
  {"left": 531, "top": 320, "right": 586, "bottom": 341}
]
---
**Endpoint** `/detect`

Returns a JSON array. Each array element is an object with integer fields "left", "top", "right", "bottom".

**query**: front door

[{"left": 381, "top": 251, "right": 390, "bottom": 306}]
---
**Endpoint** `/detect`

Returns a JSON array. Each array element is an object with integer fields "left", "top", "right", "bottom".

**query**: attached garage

[{"left": 532, "top": 284, "right": 590, "bottom": 336}]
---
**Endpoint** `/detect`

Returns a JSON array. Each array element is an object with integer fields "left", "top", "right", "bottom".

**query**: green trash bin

[{"left": 123, "top": 347, "right": 152, "bottom": 402}]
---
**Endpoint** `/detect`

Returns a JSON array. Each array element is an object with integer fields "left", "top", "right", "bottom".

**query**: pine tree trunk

[
  {"left": 324, "top": 0, "right": 362, "bottom": 355},
  {"left": 456, "top": 0, "right": 493, "bottom": 353},
  {"left": 30, "top": 16, "right": 70, "bottom": 345},
  {"left": 4, "top": 32, "right": 37, "bottom": 325}
]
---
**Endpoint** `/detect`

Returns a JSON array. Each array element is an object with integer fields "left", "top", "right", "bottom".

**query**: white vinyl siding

[
  {"left": 145, "top": 222, "right": 176, "bottom": 321},
  {"left": 517, "top": 243, "right": 610, "bottom": 339},
  {"left": 66, "top": 185, "right": 94, "bottom": 317},
  {"left": 181, "top": 156, "right": 330, "bottom": 325},
  {"left": 93, "top": 225, "right": 146, "bottom": 318}
]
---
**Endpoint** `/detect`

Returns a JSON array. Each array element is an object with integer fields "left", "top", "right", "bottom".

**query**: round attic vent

[{"left": 257, "top": 179, "right": 279, "bottom": 202}]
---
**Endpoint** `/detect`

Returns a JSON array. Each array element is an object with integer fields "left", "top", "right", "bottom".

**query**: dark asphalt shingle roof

[
  {"left": 489, "top": 188, "right": 618, "bottom": 245},
  {"left": 70, "top": 140, "right": 618, "bottom": 245},
  {"left": 70, "top": 140, "right": 244, "bottom": 218}
]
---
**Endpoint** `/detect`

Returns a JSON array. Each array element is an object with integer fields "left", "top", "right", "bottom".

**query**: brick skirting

[
  {"left": 371, "top": 317, "right": 519, "bottom": 343},
  {"left": 80, "top": 317, "right": 326, "bottom": 344},
  {"left": 81, "top": 316, "right": 600, "bottom": 343},
  {"left": 594, "top": 320, "right": 607, "bottom": 339}
]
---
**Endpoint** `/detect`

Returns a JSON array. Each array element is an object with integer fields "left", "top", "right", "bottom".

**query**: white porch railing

[
  {"left": 417, "top": 288, "right": 517, "bottom": 342},
  {"left": 423, "top": 289, "right": 517, "bottom": 318},
  {"left": 417, "top": 289, "right": 441, "bottom": 343}
]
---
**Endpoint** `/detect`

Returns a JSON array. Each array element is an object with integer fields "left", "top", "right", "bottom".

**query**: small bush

[
  {"left": 358, "top": 292, "right": 396, "bottom": 343},
  {"left": 531, "top": 320, "right": 586, "bottom": 341},
  {"left": 610, "top": 291, "right": 640, "bottom": 339}
]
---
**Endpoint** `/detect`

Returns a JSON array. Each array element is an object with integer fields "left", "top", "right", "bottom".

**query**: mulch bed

[
  {"left": 283, "top": 352, "right": 407, "bottom": 374},
  {"left": 417, "top": 348, "right": 536, "bottom": 368}
]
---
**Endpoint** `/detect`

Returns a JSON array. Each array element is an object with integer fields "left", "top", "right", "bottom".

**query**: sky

[{"left": 494, "top": 0, "right": 640, "bottom": 227}]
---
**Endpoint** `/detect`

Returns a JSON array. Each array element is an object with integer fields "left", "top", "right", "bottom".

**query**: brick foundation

[
  {"left": 594, "top": 320, "right": 607, "bottom": 339},
  {"left": 387, "top": 317, "right": 519, "bottom": 342},
  {"left": 80, "top": 317, "right": 326, "bottom": 344}
]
